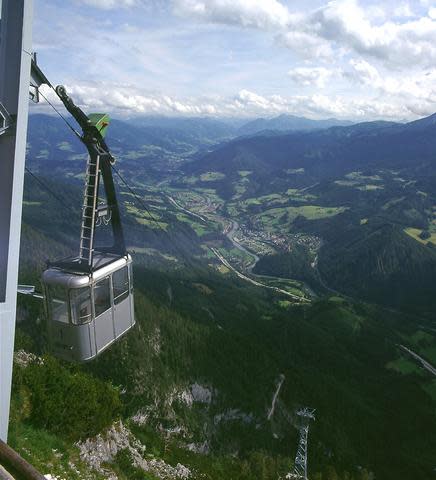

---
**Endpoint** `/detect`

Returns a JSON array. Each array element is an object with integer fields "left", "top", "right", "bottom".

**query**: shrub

[{"left": 21, "top": 356, "right": 121, "bottom": 439}]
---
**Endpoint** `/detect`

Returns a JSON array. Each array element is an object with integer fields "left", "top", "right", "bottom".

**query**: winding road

[
  {"left": 210, "top": 247, "right": 309, "bottom": 302},
  {"left": 167, "top": 195, "right": 311, "bottom": 302},
  {"left": 400, "top": 345, "right": 436, "bottom": 377},
  {"left": 226, "top": 221, "right": 260, "bottom": 271}
]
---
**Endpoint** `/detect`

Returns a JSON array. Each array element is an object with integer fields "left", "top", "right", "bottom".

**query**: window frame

[
  {"left": 93, "top": 276, "right": 112, "bottom": 318},
  {"left": 47, "top": 285, "right": 70, "bottom": 324},
  {"left": 112, "top": 266, "right": 130, "bottom": 305},
  {"left": 69, "top": 286, "right": 93, "bottom": 325}
]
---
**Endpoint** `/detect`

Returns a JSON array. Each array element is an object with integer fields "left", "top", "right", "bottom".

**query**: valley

[{"left": 11, "top": 112, "right": 436, "bottom": 479}]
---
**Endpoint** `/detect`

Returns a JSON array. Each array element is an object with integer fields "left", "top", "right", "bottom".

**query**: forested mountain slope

[{"left": 12, "top": 113, "right": 436, "bottom": 479}]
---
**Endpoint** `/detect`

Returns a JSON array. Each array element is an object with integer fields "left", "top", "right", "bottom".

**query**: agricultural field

[
  {"left": 404, "top": 227, "right": 436, "bottom": 245},
  {"left": 254, "top": 205, "right": 347, "bottom": 231}
]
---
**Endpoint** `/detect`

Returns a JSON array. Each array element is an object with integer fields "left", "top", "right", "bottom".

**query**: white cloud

[
  {"left": 173, "top": 0, "right": 293, "bottom": 30},
  {"left": 173, "top": 0, "right": 436, "bottom": 69},
  {"left": 288, "top": 67, "right": 335, "bottom": 88},
  {"left": 289, "top": 0, "right": 436, "bottom": 68},
  {"left": 33, "top": 80, "right": 436, "bottom": 121},
  {"left": 77, "top": 0, "right": 138, "bottom": 9},
  {"left": 347, "top": 58, "right": 436, "bottom": 106},
  {"left": 278, "top": 31, "right": 333, "bottom": 60},
  {"left": 32, "top": 0, "right": 436, "bottom": 123},
  {"left": 394, "top": 3, "right": 415, "bottom": 18}
]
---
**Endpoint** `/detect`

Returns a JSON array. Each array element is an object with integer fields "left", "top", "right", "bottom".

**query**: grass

[
  {"left": 404, "top": 227, "right": 436, "bottom": 245},
  {"left": 382, "top": 197, "right": 405, "bottom": 211},
  {"left": 410, "top": 330, "right": 434, "bottom": 346},
  {"left": 328, "top": 296, "right": 347, "bottom": 304},
  {"left": 127, "top": 205, "right": 168, "bottom": 230},
  {"left": 175, "top": 213, "right": 209, "bottom": 237},
  {"left": 255, "top": 205, "right": 347, "bottom": 230},
  {"left": 8, "top": 422, "right": 98, "bottom": 479},
  {"left": 357, "top": 184, "right": 384, "bottom": 191},
  {"left": 421, "top": 347, "right": 436, "bottom": 365},
  {"left": 345, "top": 171, "right": 383, "bottom": 182},
  {"left": 36, "top": 149, "right": 49, "bottom": 159},
  {"left": 277, "top": 300, "right": 292, "bottom": 309},
  {"left": 236, "top": 190, "right": 316, "bottom": 211},
  {"left": 217, "top": 265, "right": 230, "bottom": 274},
  {"left": 200, "top": 172, "right": 226, "bottom": 182},
  {"left": 286, "top": 189, "right": 317, "bottom": 202},
  {"left": 423, "top": 380, "right": 436, "bottom": 402},
  {"left": 57, "top": 141, "right": 73, "bottom": 152},
  {"left": 386, "top": 357, "right": 422, "bottom": 375},
  {"left": 335, "top": 172, "right": 384, "bottom": 191},
  {"left": 335, "top": 180, "right": 359, "bottom": 187}
]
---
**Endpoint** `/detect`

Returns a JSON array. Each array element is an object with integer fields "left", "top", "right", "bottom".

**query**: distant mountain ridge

[
  {"left": 186, "top": 112, "right": 436, "bottom": 182},
  {"left": 237, "top": 113, "right": 354, "bottom": 136}
]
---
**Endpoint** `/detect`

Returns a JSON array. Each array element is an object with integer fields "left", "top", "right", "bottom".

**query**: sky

[{"left": 31, "top": 0, "right": 436, "bottom": 120}]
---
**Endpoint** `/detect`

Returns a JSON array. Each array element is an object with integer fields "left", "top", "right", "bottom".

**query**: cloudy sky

[{"left": 32, "top": 0, "right": 436, "bottom": 120}]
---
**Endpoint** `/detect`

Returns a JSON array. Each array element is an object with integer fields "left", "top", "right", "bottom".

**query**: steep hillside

[
  {"left": 15, "top": 113, "right": 436, "bottom": 479},
  {"left": 13, "top": 242, "right": 436, "bottom": 479}
]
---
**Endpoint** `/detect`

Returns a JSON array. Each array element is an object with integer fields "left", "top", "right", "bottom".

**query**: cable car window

[
  {"left": 113, "top": 266, "right": 129, "bottom": 305},
  {"left": 94, "top": 277, "right": 111, "bottom": 317},
  {"left": 70, "top": 287, "right": 92, "bottom": 325},
  {"left": 48, "top": 285, "right": 69, "bottom": 324}
]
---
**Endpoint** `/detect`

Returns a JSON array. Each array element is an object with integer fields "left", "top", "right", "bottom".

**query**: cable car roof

[{"left": 43, "top": 252, "right": 131, "bottom": 288}]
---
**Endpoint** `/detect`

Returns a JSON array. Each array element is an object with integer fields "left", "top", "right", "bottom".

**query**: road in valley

[
  {"left": 226, "top": 221, "right": 260, "bottom": 271},
  {"left": 210, "top": 247, "right": 309, "bottom": 302},
  {"left": 167, "top": 196, "right": 310, "bottom": 302},
  {"left": 166, "top": 195, "right": 208, "bottom": 223},
  {"left": 400, "top": 345, "right": 436, "bottom": 377}
]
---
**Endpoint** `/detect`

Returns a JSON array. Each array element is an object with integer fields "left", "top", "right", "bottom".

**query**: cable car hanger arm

[
  {"left": 30, "top": 61, "right": 126, "bottom": 266},
  {"left": 54, "top": 85, "right": 114, "bottom": 161}
]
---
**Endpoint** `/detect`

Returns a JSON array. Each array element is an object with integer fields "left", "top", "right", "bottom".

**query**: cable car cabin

[{"left": 42, "top": 253, "right": 135, "bottom": 362}]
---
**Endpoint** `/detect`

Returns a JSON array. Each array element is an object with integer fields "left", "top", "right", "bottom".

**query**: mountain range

[{"left": 12, "top": 110, "right": 436, "bottom": 479}]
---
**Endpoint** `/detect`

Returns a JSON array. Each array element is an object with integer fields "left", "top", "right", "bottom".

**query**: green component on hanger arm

[{"left": 88, "top": 113, "right": 110, "bottom": 138}]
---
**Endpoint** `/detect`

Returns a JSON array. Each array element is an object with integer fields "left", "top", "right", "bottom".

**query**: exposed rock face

[
  {"left": 14, "top": 350, "right": 42, "bottom": 367},
  {"left": 76, "top": 421, "right": 192, "bottom": 479},
  {"left": 214, "top": 409, "right": 253, "bottom": 426},
  {"left": 190, "top": 383, "right": 213, "bottom": 405}
]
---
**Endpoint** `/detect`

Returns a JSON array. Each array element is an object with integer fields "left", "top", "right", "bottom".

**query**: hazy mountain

[
  {"left": 125, "top": 115, "right": 237, "bottom": 145},
  {"left": 237, "top": 113, "right": 354, "bottom": 136},
  {"left": 187, "top": 115, "right": 435, "bottom": 182}
]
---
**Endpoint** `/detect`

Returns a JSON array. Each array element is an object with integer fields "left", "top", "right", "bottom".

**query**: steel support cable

[
  {"left": 33, "top": 83, "right": 205, "bottom": 275},
  {"left": 30, "top": 84, "right": 82, "bottom": 141},
  {"left": 25, "top": 166, "right": 79, "bottom": 215}
]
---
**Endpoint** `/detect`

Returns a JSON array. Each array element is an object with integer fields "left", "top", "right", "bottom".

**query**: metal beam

[{"left": 0, "top": 0, "right": 33, "bottom": 441}]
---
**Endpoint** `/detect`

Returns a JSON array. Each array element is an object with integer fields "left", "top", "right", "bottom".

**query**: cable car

[
  {"left": 42, "top": 253, "right": 134, "bottom": 362},
  {"left": 40, "top": 85, "right": 135, "bottom": 362}
]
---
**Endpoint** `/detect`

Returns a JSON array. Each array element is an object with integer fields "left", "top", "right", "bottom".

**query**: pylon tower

[{"left": 286, "top": 407, "right": 316, "bottom": 480}]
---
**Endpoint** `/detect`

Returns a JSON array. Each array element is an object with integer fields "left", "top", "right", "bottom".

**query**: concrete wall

[{"left": 0, "top": 0, "right": 33, "bottom": 441}]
